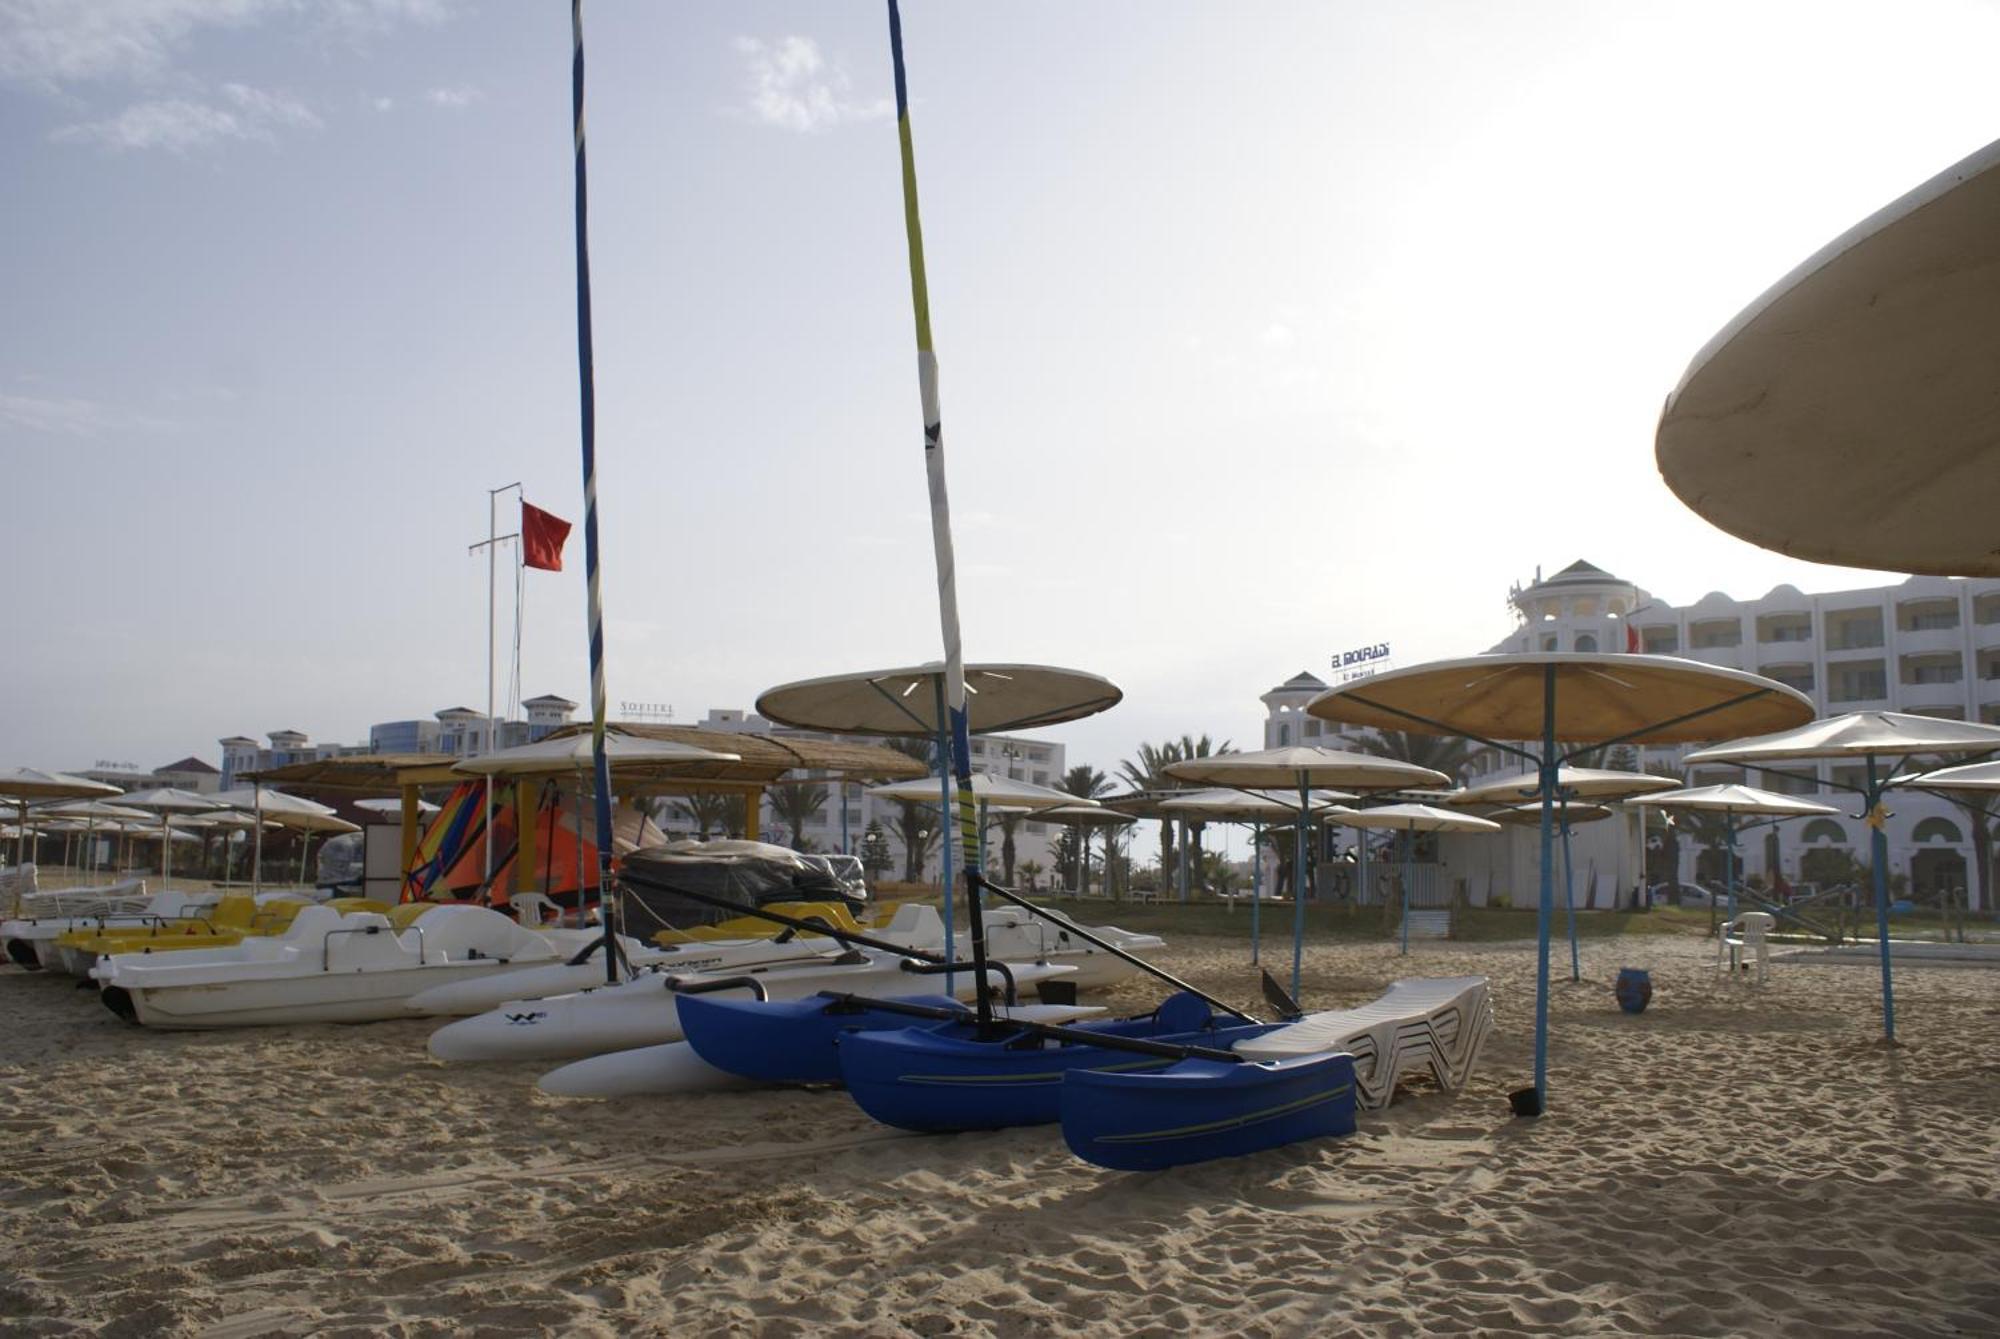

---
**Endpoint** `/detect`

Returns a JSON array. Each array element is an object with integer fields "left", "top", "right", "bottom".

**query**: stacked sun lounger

[{"left": 1232, "top": 976, "right": 1492, "bottom": 1109}]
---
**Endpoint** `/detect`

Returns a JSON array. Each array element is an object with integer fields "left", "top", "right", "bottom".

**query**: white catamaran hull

[
  {"left": 405, "top": 936, "right": 839, "bottom": 1017},
  {"left": 426, "top": 955, "right": 1076, "bottom": 1064}
]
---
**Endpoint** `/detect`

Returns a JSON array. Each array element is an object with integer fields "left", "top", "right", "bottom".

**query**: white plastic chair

[{"left": 1718, "top": 911, "right": 1775, "bottom": 985}]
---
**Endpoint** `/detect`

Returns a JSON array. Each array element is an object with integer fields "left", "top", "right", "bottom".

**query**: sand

[{"left": 2, "top": 929, "right": 1996, "bottom": 1337}]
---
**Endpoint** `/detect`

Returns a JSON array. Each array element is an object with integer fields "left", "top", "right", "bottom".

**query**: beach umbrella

[
  {"left": 1309, "top": 653, "right": 1815, "bottom": 1115},
  {"left": 1483, "top": 799, "right": 1619, "bottom": 968},
  {"left": 1657, "top": 137, "right": 2000, "bottom": 577},
  {"left": 1684, "top": 712, "right": 2000, "bottom": 1042},
  {"left": 1157, "top": 788, "right": 1350, "bottom": 964},
  {"left": 111, "top": 787, "right": 225, "bottom": 886},
  {"left": 1624, "top": 784, "right": 1840, "bottom": 935},
  {"left": 1165, "top": 747, "right": 1451, "bottom": 1002},
  {"left": 36, "top": 800, "right": 155, "bottom": 879},
  {"left": 1035, "top": 803, "right": 1135, "bottom": 900},
  {"left": 1322, "top": 804, "right": 1502, "bottom": 955},
  {"left": 0, "top": 769, "right": 120, "bottom": 868},
  {"left": 758, "top": 661, "right": 1121, "bottom": 984},
  {"left": 209, "top": 787, "right": 360, "bottom": 891},
  {"left": 869, "top": 771, "right": 1086, "bottom": 878},
  {"left": 1447, "top": 768, "right": 1679, "bottom": 978}
]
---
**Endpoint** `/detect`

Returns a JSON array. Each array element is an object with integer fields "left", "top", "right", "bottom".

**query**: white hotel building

[{"left": 1263, "top": 560, "right": 1997, "bottom": 909}]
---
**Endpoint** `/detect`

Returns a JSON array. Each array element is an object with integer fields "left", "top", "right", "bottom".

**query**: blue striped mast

[
  {"left": 569, "top": 0, "right": 619, "bottom": 983},
  {"left": 886, "top": 0, "right": 991, "bottom": 1026}
]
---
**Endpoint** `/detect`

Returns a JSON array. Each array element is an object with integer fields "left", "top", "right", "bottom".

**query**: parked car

[{"left": 1647, "top": 881, "right": 1722, "bottom": 907}]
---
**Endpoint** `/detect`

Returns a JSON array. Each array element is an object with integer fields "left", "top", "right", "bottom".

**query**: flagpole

[
  {"left": 481, "top": 481, "right": 521, "bottom": 899},
  {"left": 886, "top": 0, "right": 989, "bottom": 1027},
  {"left": 570, "top": 0, "right": 621, "bottom": 985}
]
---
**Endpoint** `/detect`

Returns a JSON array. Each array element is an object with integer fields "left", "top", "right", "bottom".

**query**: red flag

[
  {"left": 521, "top": 501, "right": 572, "bottom": 572},
  {"left": 1625, "top": 623, "right": 1640, "bottom": 654}
]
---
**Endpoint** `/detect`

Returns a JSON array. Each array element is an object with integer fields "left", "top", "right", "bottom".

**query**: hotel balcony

[
  {"left": 1824, "top": 639, "right": 1887, "bottom": 660},
  {"left": 1894, "top": 625, "right": 1964, "bottom": 656},
  {"left": 1974, "top": 619, "right": 2000, "bottom": 651},
  {"left": 1895, "top": 679, "right": 1969, "bottom": 712},
  {"left": 1679, "top": 645, "right": 1747, "bottom": 670}
]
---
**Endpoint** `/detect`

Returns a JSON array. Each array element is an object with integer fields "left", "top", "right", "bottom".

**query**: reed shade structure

[
  {"left": 1322, "top": 804, "right": 1502, "bottom": 955},
  {"left": 1448, "top": 767, "right": 1681, "bottom": 981},
  {"left": 1156, "top": 787, "right": 1353, "bottom": 966},
  {"left": 757, "top": 662, "right": 1122, "bottom": 982},
  {"left": 1622, "top": 784, "right": 1840, "bottom": 926},
  {"left": 209, "top": 787, "right": 359, "bottom": 892},
  {"left": 1656, "top": 138, "right": 2000, "bottom": 577},
  {"left": 454, "top": 730, "right": 742, "bottom": 946},
  {"left": 1683, "top": 711, "right": 2000, "bottom": 1043},
  {"left": 104, "top": 787, "right": 224, "bottom": 887},
  {"left": 1164, "top": 747, "right": 1451, "bottom": 1003},
  {"left": 1035, "top": 803, "right": 1135, "bottom": 900},
  {"left": 1308, "top": 653, "right": 1815, "bottom": 1116},
  {"left": 1, "top": 768, "right": 120, "bottom": 869}
]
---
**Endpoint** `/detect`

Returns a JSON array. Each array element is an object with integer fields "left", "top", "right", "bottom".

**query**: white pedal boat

[
  {"left": 426, "top": 952, "right": 1077, "bottom": 1064},
  {"left": 3, "top": 885, "right": 203, "bottom": 973},
  {"left": 974, "top": 906, "right": 1164, "bottom": 990},
  {"left": 406, "top": 933, "right": 847, "bottom": 1016},
  {"left": 91, "top": 904, "right": 608, "bottom": 1029}
]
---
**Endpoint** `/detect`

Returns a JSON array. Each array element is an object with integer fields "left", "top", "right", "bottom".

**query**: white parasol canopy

[
  {"left": 1622, "top": 784, "right": 1843, "bottom": 819},
  {"left": 1656, "top": 137, "right": 2000, "bottom": 577},
  {"left": 1322, "top": 802, "right": 1505, "bottom": 834},
  {"left": 1684, "top": 711, "right": 2000, "bottom": 766},
  {"left": 1322, "top": 804, "right": 1501, "bottom": 956},
  {"left": 756, "top": 662, "right": 1122, "bottom": 737},
  {"left": 1447, "top": 767, "right": 1680, "bottom": 806},
  {"left": 1164, "top": 746, "right": 1448, "bottom": 792},
  {"left": 1, "top": 769, "right": 122, "bottom": 867},
  {"left": 867, "top": 771, "right": 1087, "bottom": 814},
  {"left": 1164, "top": 748, "right": 1450, "bottom": 1001},
  {"left": 1486, "top": 801, "right": 1616, "bottom": 827},
  {"left": 1889, "top": 759, "right": 2000, "bottom": 793}
]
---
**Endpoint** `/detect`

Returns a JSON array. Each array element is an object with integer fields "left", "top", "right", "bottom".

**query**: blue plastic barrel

[{"left": 1614, "top": 967, "right": 1652, "bottom": 1014}]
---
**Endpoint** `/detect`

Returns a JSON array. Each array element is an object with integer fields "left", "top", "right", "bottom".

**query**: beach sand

[{"left": 2, "top": 929, "right": 1996, "bottom": 1337}]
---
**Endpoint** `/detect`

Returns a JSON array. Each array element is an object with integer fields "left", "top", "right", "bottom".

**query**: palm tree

[
  {"left": 671, "top": 791, "right": 734, "bottom": 840},
  {"left": 996, "top": 812, "right": 1023, "bottom": 885},
  {"left": 1172, "top": 734, "right": 1232, "bottom": 892},
  {"left": 768, "top": 780, "right": 828, "bottom": 849},
  {"left": 859, "top": 821, "right": 893, "bottom": 883},
  {"left": 1120, "top": 740, "right": 1188, "bottom": 892},
  {"left": 1355, "top": 729, "right": 1477, "bottom": 786},
  {"left": 886, "top": 800, "right": 939, "bottom": 882},
  {"left": 1018, "top": 857, "right": 1044, "bottom": 893},
  {"left": 1057, "top": 764, "right": 1113, "bottom": 895}
]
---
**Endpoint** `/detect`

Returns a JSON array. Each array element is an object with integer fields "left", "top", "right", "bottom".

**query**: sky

[{"left": 4, "top": 0, "right": 1998, "bottom": 784}]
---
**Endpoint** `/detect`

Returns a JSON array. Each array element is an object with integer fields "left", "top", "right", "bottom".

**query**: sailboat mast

[
  {"left": 885, "top": 0, "right": 991, "bottom": 1027},
  {"left": 568, "top": 0, "right": 617, "bottom": 977}
]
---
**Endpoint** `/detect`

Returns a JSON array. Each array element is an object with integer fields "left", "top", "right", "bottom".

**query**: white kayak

[
  {"left": 427, "top": 953, "right": 1077, "bottom": 1064},
  {"left": 535, "top": 1001, "right": 1111, "bottom": 1099},
  {"left": 405, "top": 934, "right": 841, "bottom": 1016}
]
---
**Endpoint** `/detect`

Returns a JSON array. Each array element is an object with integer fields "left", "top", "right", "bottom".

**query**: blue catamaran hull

[
  {"left": 678, "top": 991, "right": 965, "bottom": 1085},
  {"left": 1061, "top": 1051, "right": 1357, "bottom": 1171},
  {"left": 836, "top": 1008, "right": 1275, "bottom": 1133}
]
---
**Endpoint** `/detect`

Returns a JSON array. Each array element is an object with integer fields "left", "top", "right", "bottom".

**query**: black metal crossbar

[
  {"left": 810, "top": 990, "right": 1245, "bottom": 1064},
  {"left": 968, "top": 871, "right": 1263, "bottom": 1025}
]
